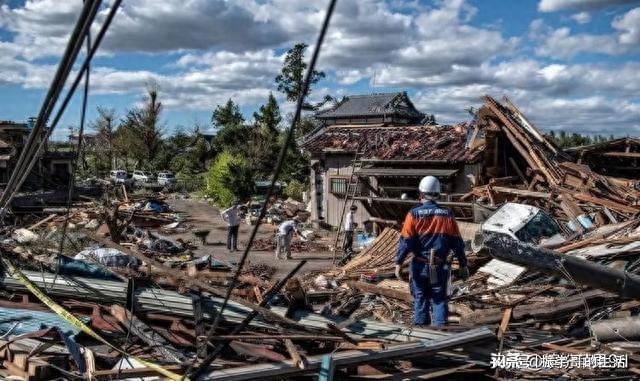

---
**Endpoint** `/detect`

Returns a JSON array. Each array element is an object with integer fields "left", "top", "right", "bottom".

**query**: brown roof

[{"left": 301, "top": 123, "right": 484, "bottom": 163}]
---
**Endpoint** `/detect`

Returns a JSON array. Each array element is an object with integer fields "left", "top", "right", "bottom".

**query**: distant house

[
  {"left": 315, "top": 92, "right": 428, "bottom": 126},
  {"left": 0, "top": 120, "right": 73, "bottom": 186},
  {"left": 566, "top": 138, "right": 640, "bottom": 179},
  {"left": 301, "top": 92, "right": 483, "bottom": 228}
]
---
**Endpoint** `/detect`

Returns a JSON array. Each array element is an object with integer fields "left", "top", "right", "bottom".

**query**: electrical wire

[
  {"left": 182, "top": 0, "right": 338, "bottom": 378},
  {"left": 50, "top": 27, "right": 93, "bottom": 292},
  {"left": 0, "top": 0, "right": 101, "bottom": 218},
  {"left": 0, "top": 0, "right": 123, "bottom": 219},
  {"left": 11, "top": 0, "right": 122, "bottom": 197}
]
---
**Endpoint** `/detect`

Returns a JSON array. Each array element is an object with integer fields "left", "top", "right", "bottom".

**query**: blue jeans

[{"left": 410, "top": 261, "right": 450, "bottom": 326}]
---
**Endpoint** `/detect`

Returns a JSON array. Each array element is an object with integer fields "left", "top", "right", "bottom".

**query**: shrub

[{"left": 205, "top": 151, "right": 254, "bottom": 207}]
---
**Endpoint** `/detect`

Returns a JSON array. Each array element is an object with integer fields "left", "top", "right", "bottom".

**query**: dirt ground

[{"left": 166, "top": 197, "right": 337, "bottom": 278}]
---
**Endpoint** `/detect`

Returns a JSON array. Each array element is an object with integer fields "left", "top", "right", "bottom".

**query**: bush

[
  {"left": 205, "top": 151, "right": 254, "bottom": 207},
  {"left": 284, "top": 179, "right": 306, "bottom": 201}
]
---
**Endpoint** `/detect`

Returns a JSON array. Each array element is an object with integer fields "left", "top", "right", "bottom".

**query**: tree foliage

[
  {"left": 275, "top": 43, "right": 325, "bottom": 108},
  {"left": 90, "top": 107, "right": 117, "bottom": 174},
  {"left": 253, "top": 93, "right": 282, "bottom": 133},
  {"left": 205, "top": 151, "right": 254, "bottom": 207},
  {"left": 548, "top": 130, "right": 615, "bottom": 148},
  {"left": 123, "top": 84, "right": 164, "bottom": 167}
]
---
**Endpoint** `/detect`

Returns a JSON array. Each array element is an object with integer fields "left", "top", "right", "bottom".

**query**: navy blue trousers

[{"left": 410, "top": 261, "right": 450, "bottom": 326}]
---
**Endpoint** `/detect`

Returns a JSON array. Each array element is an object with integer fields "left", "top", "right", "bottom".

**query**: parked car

[
  {"left": 132, "top": 170, "right": 155, "bottom": 183},
  {"left": 109, "top": 170, "right": 127, "bottom": 184},
  {"left": 157, "top": 171, "right": 176, "bottom": 186}
]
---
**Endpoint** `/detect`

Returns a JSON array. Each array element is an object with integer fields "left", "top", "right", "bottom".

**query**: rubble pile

[
  {"left": 2, "top": 95, "right": 640, "bottom": 379},
  {"left": 297, "top": 97, "right": 640, "bottom": 379},
  {"left": 0, "top": 194, "right": 495, "bottom": 380},
  {"left": 248, "top": 237, "right": 330, "bottom": 252},
  {"left": 463, "top": 96, "right": 640, "bottom": 225}
]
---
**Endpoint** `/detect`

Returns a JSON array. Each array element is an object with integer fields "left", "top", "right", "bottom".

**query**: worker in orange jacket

[{"left": 395, "top": 176, "right": 469, "bottom": 326}]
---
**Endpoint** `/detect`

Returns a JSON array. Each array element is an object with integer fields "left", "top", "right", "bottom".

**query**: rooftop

[
  {"left": 301, "top": 123, "right": 484, "bottom": 163},
  {"left": 315, "top": 92, "right": 425, "bottom": 121}
]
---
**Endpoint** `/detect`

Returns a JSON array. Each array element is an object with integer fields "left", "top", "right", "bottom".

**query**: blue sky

[{"left": 1, "top": 0, "right": 639, "bottom": 140}]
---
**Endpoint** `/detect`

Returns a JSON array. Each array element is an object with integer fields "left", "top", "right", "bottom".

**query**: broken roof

[
  {"left": 301, "top": 123, "right": 484, "bottom": 163},
  {"left": 565, "top": 137, "right": 640, "bottom": 153},
  {"left": 315, "top": 92, "right": 425, "bottom": 121}
]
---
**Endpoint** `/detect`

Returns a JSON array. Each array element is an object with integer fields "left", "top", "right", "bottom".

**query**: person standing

[
  {"left": 343, "top": 204, "right": 358, "bottom": 260},
  {"left": 395, "top": 176, "right": 469, "bottom": 327},
  {"left": 221, "top": 200, "right": 241, "bottom": 252},
  {"left": 276, "top": 217, "right": 301, "bottom": 260}
]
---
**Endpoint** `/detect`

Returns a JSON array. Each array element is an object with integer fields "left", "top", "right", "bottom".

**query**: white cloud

[
  {"left": 570, "top": 11, "right": 591, "bottom": 23},
  {"left": 0, "top": 0, "right": 639, "bottom": 136},
  {"left": 538, "top": 0, "right": 640, "bottom": 12},
  {"left": 530, "top": 9, "right": 640, "bottom": 59},
  {"left": 613, "top": 7, "right": 640, "bottom": 44}
]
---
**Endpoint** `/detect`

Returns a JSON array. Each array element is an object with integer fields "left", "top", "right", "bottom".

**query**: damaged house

[
  {"left": 302, "top": 92, "right": 484, "bottom": 228},
  {"left": 0, "top": 120, "right": 73, "bottom": 187},
  {"left": 565, "top": 137, "right": 640, "bottom": 179}
]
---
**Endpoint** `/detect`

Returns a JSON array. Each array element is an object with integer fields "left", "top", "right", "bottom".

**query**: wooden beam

[
  {"left": 491, "top": 186, "right": 552, "bottom": 199},
  {"left": 109, "top": 305, "right": 185, "bottom": 363},
  {"left": 602, "top": 151, "right": 640, "bottom": 159},
  {"left": 349, "top": 281, "right": 412, "bottom": 302}
]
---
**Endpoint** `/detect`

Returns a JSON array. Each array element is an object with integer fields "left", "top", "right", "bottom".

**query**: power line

[
  {"left": 183, "top": 0, "right": 338, "bottom": 378},
  {"left": 11, "top": 0, "right": 123, "bottom": 206},
  {"left": 0, "top": 0, "right": 102, "bottom": 219}
]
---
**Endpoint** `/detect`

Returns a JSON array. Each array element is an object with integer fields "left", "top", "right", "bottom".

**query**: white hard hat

[
  {"left": 419, "top": 176, "right": 441, "bottom": 195},
  {"left": 400, "top": 193, "right": 409, "bottom": 200}
]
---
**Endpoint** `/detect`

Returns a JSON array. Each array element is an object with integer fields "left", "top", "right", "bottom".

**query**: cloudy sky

[{"left": 1, "top": 0, "right": 639, "bottom": 139}]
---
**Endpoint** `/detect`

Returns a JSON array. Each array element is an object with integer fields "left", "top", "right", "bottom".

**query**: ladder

[{"left": 332, "top": 151, "right": 365, "bottom": 264}]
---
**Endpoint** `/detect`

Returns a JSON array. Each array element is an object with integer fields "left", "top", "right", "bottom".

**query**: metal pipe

[{"left": 481, "top": 233, "right": 640, "bottom": 298}]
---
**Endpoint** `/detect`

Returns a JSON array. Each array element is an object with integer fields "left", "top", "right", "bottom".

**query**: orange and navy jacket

[{"left": 396, "top": 201, "right": 467, "bottom": 267}]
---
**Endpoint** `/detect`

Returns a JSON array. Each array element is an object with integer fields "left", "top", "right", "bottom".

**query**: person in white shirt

[
  {"left": 221, "top": 200, "right": 241, "bottom": 252},
  {"left": 343, "top": 205, "right": 358, "bottom": 259},
  {"left": 276, "top": 217, "right": 301, "bottom": 260}
]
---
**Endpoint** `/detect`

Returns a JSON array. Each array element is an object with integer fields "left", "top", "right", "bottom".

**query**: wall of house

[{"left": 318, "top": 153, "right": 372, "bottom": 228}]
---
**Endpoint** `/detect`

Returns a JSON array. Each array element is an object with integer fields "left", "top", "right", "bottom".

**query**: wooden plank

[
  {"left": 349, "top": 281, "right": 411, "bottom": 302},
  {"left": 602, "top": 151, "right": 640, "bottom": 159},
  {"left": 497, "top": 307, "right": 512, "bottom": 341},
  {"left": 542, "top": 342, "right": 585, "bottom": 354},
  {"left": 109, "top": 305, "right": 185, "bottom": 363},
  {"left": 284, "top": 339, "right": 305, "bottom": 369},
  {"left": 572, "top": 193, "right": 640, "bottom": 214},
  {"left": 27, "top": 214, "right": 56, "bottom": 230},
  {"left": 491, "top": 186, "right": 552, "bottom": 199}
]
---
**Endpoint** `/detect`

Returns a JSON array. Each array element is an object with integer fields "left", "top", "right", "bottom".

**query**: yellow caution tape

[{"left": 2, "top": 257, "right": 188, "bottom": 381}]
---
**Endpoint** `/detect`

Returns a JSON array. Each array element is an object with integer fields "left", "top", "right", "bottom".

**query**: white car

[
  {"left": 132, "top": 170, "right": 154, "bottom": 183},
  {"left": 109, "top": 170, "right": 127, "bottom": 184},
  {"left": 472, "top": 202, "right": 566, "bottom": 253},
  {"left": 157, "top": 171, "right": 176, "bottom": 186}
]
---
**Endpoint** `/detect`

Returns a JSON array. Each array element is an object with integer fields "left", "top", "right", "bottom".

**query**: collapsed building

[
  {"left": 0, "top": 120, "right": 73, "bottom": 187},
  {"left": 566, "top": 137, "right": 640, "bottom": 179}
]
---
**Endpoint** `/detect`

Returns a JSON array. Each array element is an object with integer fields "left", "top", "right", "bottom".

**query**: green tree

[
  {"left": 275, "top": 43, "right": 325, "bottom": 108},
  {"left": 124, "top": 84, "right": 164, "bottom": 166},
  {"left": 212, "top": 99, "right": 244, "bottom": 128},
  {"left": 253, "top": 93, "right": 281, "bottom": 134},
  {"left": 205, "top": 151, "right": 254, "bottom": 207},
  {"left": 86, "top": 107, "right": 117, "bottom": 176},
  {"left": 211, "top": 99, "right": 248, "bottom": 154},
  {"left": 249, "top": 93, "right": 282, "bottom": 177}
]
